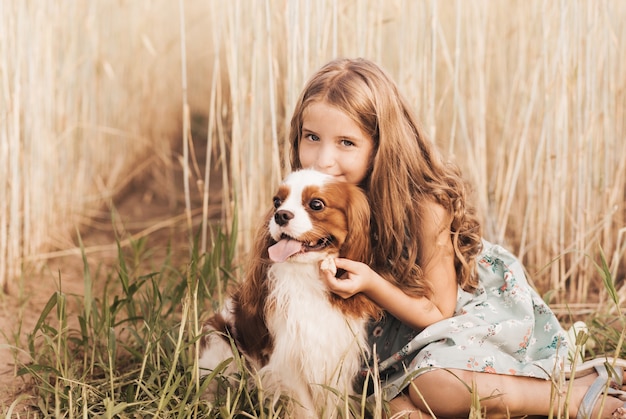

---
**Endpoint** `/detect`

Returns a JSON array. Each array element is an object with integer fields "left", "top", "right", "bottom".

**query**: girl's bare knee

[{"left": 407, "top": 369, "right": 473, "bottom": 416}]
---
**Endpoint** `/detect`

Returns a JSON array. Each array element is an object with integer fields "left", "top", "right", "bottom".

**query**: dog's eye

[
  {"left": 309, "top": 198, "right": 325, "bottom": 211},
  {"left": 273, "top": 197, "right": 282, "bottom": 209}
]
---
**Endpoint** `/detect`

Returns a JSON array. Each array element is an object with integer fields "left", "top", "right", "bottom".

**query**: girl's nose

[{"left": 313, "top": 144, "right": 335, "bottom": 171}]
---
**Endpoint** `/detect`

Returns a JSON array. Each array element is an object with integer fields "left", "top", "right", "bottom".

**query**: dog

[{"left": 199, "top": 169, "right": 381, "bottom": 418}]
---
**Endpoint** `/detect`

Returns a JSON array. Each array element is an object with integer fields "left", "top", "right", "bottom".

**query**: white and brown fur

[{"left": 199, "top": 169, "right": 381, "bottom": 418}]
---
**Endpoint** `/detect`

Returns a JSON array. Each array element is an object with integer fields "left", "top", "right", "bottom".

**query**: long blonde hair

[{"left": 290, "top": 58, "right": 482, "bottom": 296}]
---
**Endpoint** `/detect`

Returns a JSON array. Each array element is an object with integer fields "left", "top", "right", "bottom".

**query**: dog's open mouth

[{"left": 268, "top": 235, "right": 333, "bottom": 263}]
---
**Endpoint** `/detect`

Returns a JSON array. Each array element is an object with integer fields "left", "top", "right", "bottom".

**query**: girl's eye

[
  {"left": 309, "top": 198, "right": 325, "bottom": 211},
  {"left": 340, "top": 139, "right": 355, "bottom": 147},
  {"left": 304, "top": 133, "right": 320, "bottom": 142},
  {"left": 273, "top": 197, "right": 282, "bottom": 208}
]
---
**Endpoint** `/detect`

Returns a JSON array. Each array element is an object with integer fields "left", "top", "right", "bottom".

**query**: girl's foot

[
  {"left": 612, "top": 406, "right": 626, "bottom": 419},
  {"left": 571, "top": 363, "right": 626, "bottom": 419},
  {"left": 565, "top": 357, "right": 626, "bottom": 381}
]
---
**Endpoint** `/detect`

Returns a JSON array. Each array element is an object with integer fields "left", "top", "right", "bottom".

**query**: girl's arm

[
  {"left": 321, "top": 200, "right": 458, "bottom": 330},
  {"left": 323, "top": 258, "right": 449, "bottom": 330},
  {"left": 418, "top": 200, "right": 458, "bottom": 319}
]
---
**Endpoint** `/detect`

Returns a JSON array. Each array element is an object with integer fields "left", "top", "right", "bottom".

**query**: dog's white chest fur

[{"left": 261, "top": 262, "right": 368, "bottom": 417}]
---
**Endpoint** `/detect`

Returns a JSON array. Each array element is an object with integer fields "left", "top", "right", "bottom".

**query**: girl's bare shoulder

[{"left": 421, "top": 199, "right": 453, "bottom": 237}]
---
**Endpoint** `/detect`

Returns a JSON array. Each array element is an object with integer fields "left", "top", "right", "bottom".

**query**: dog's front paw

[{"left": 198, "top": 327, "right": 240, "bottom": 402}]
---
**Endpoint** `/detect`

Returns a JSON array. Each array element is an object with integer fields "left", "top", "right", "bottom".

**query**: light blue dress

[{"left": 361, "top": 240, "right": 568, "bottom": 400}]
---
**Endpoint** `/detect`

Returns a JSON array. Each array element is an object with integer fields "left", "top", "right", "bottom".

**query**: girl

[{"left": 288, "top": 57, "right": 626, "bottom": 418}]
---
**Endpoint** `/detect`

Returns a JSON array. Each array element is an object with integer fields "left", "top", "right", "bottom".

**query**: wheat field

[
  {"left": 2, "top": 1, "right": 625, "bottom": 305},
  {"left": 2, "top": 0, "right": 626, "bottom": 416}
]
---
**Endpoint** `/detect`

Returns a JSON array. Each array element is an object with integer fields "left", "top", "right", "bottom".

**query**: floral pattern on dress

[{"left": 361, "top": 240, "right": 568, "bottom": 401}]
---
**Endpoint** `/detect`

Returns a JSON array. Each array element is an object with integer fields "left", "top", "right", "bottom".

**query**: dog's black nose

[{"left": 274, "top": 210, "right": 294, "bottom": 226}]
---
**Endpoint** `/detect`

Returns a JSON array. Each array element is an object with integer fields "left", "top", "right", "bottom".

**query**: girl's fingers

[
  {"left": 333, "top": 257, "right": 362, "bottom": 273},
  {"left": 320, "top": 261, "right": 356, "bottom": 298},
  {"left": 320, "top": 267, "right": 335, "bottom": 282}
]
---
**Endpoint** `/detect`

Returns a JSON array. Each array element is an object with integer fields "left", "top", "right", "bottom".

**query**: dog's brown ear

[
  {"left": 232, "top": 207, "right": 274, "bottom": 365},
  {"left": 336, "top": 184, "right": 383, "bottom": 320},
  {"left": 340, "top": 184, "right": 372, "bottom": 264}
]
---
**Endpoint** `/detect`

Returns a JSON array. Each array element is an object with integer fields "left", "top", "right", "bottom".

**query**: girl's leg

[
  {"left": 396, "top": 368, "right": 626, "bottom": 419},
  {"left": 387, "top": 392, "right": 432, "bottom": 419}
]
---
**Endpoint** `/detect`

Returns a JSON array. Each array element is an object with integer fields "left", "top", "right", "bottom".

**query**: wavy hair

[{"left": 289, "top": 58, "right": 482, "bottom": 296}]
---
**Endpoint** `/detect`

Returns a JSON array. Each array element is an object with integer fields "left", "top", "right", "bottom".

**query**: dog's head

[{"left": 267, "top": 169, "right": 371, "bottom": 265}]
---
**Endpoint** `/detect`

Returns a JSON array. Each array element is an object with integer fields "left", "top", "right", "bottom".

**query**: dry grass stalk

[
  {"left": 210, "top": 0, "right": 626, "bottom": 306},
  {"left": 1, "top": 1, "right": 184, "bottom": 290},
  {"left": 1, "top": 1, "right": 625, "bottom": 307}
]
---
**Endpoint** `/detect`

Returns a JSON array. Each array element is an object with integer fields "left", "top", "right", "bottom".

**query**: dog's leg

[
  {"left": 199, "top": 329, "right": 236, "bottom": 377},
  {"left": 198, "top": 312, "right": 240, "bottom": 401},
  {"left": 257, "top": 363, "right": 318, "bottom": 418}
]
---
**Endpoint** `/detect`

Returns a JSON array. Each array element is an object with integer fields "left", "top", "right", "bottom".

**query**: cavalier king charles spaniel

[{"left": 199, "top": 169, "right": 381, "bottom": 418}]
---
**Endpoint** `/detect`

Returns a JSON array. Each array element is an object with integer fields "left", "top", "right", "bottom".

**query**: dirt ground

[{"left": 0, "top": 142, "right": 223, "bottom": 408}]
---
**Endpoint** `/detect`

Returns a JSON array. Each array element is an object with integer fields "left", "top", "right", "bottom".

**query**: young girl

[{"left": 288, "top": 57, "right": 626, "bottom": 418}]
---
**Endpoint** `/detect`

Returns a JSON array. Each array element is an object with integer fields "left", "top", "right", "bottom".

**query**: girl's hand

[
  {"left": 320, "top": 257, "right": 377, "bottom": 299},
  {"left": 320, "top": 256, "right": 449, "bottom": 330}
]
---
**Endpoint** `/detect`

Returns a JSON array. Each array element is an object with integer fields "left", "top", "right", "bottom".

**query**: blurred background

[{"left": 2, "top": 0, "right": 625, "bottom": 310}]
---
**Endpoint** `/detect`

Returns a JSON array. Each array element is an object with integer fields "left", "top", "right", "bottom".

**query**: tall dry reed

[
  {"left": 190, "top": 1, "right": 626, "bottom": 307},
  {"left": 2, "top": 0, "right": 625, "bottom": 307},
  {"left": 0, "top": 1, "right": 184, "bottom": 290}
]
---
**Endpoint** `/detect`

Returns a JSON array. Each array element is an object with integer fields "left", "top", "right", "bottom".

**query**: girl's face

[{"left": 299, "top": 101, "right": 374, "bottom": 185}]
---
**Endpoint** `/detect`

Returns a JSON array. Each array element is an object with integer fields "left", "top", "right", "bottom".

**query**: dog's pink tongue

[{"left": 268, "top": 239, "right": 303, "bottom": 262}]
